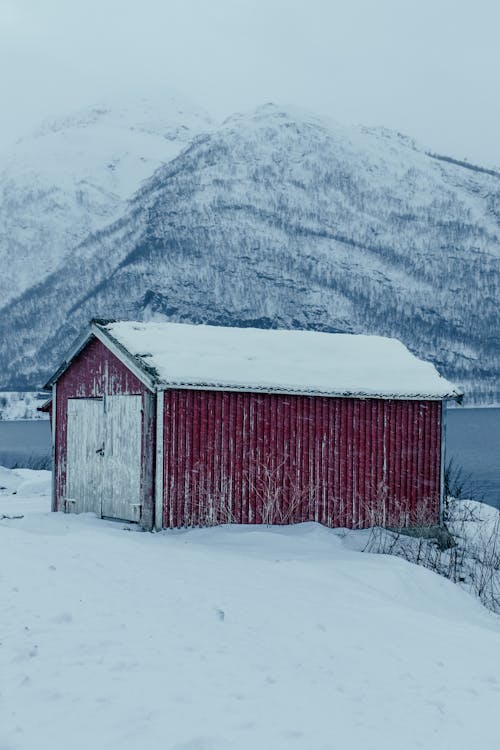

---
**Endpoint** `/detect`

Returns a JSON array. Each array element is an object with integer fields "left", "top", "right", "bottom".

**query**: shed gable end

[{"left": 53, "top": 337, "right": 155, "bottom": 529}]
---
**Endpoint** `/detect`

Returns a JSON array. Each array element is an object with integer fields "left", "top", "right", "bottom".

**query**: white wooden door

[
  {"left": 66, "top": 398, "right": 104, "bottom": 514},
  {"left": 101, "top": 395, "right": 142, "bottom": 522}
]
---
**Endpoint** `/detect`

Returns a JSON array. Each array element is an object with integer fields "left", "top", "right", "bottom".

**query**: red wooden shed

[{"left": 44, "top": 319, "right": 461, "bottom": 531}]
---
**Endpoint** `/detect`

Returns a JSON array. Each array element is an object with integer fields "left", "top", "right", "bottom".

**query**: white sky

[{"left": 1, "top": 0, "right": 499, "bottom": 165}]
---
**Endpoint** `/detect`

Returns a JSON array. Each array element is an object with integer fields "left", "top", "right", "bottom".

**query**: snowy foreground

[{"left": 1, "top": 469, "right": 500, "bottom": 750}]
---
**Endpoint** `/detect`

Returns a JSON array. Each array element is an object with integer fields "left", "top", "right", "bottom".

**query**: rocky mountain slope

[
  {"left": 1, "top": 104, "right": 499, "bottom": 402},
  {"left": 0, "top": 94, "right": 212, "bottom": 306}
]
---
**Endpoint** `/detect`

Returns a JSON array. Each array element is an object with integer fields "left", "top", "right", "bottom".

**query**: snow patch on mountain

[{"left": 0, "top": 93, "right": 212, "bottom": 305}]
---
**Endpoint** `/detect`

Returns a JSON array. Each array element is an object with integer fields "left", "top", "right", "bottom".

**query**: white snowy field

[{"left": 1, "top": 468, "right": 500, "bottom": 750}]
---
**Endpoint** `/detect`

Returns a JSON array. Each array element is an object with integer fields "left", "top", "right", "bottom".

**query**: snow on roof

[{"left": 100, "top": 321, "right": 460, "bottom": 400}]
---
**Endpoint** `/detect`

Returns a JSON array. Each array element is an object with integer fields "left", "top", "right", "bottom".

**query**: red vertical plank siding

[
  {"left": 425, "top": 403, "right": 433, "bottom": 501},
  {"left": 421, "top": 404, "right": 429, "bottom": 518},
  {"left": 247, "top": 395, "right": 255, "bottom": 523},
  {"left": 234, "top": 394, "right": 242, "bottom": 524},
  {"left": 435, "top": 403, "right": 442, "bottom": 520},
  {"left": 400, "top": 399, "right": 409, "bottom": 513},
  {"left": 359, "top": 399, "right": 366, "bottom": 526},
  {"left": 386, "top": 402, "right": 393, "bottom": 525},
  {"left": 427, "top": 404, "right": 435, "bottom": 519},
  {"left": 214, "top": 391, "right": 222, "bottom": 522},
  {"left": 177, "top": 391, "right": 185, "bottom": 525},
  {"left": 412, "top": 401, "right": 420, "bottom": 520},
  {"left": 276, "top": 397, "right": 284, "bottom": 521},
  {"left": 166, "top": 390, "right": 173, "bottom": 528},
  {"left": 298, "top": 399, "right": 305, "bottom": 521},
  {"left": 411, "top": 401, "right": 420, "bottom": 517},
  {"left": 358, "top": 400, "right": 365, "bottom": 527},
  {"left": 370, "top": 400, "right": 379, "bottom": 521},
  {"left": 338, "top": 400, "right": 345, "bottom": 526},
  {"left": 159, "top": 391, "right": 442, "bottom": 530},
  {"left": 240, "top": 395, "right": 248, "bottom": 524},
  {"left": 417, "top": 403, "right": 425, "bottom": 518},
  {"left": 193, "top": 391, "right": 201, "bottom": 524},
  {"left": 379, "top": 401, "right": 388, "bottom": 522},
  {"left": 305, "top": 398, "right": 313, "bottom": 522},
  {"left": 427, "top": 404, "right": 434, "bottom": 515},
  {"left": 53, "top": 337, "right": 154, "bottom": 524},
  {"left": 394, "top": 401, "right": 402, "bottom": 522},
  {"left": 311, "top": 399, "right": 317, "bottom": 522},
  {"left": 430, "top": 402, "right": 441, "bottom": 523},
  {"left": 316, "top": 400, "right": 325, "bottom": 525},
  {"left": 191, "top": 391, "right": 200, "bottom": 524},
  {"left": 322, "top": 400, "right": 330, "bottom": 526},
  {"left": 349, "top": 398, "right": 356, "bottom": 527},
  {"left": 251, "top": 396, "right": 259, "bottom": 524},
  {"left": 402, "top": 400, "right": 411, "bottom": 525},
  {"left": 332, "top": 399, "right": 341, "bottom": 526},
  {"left": 285, "top": 398, "right": 294, "bottom": 521},
  {"left": 430, "top": 402, "right": 439, "bottom": 519},
  {"left": 177, "top": 391, "right": 186, "bottom": 525},
  {"left": 343, "top": 399, "right": 351, "bottom": 527},
  {"left": 308, "top": 400, "right": 316, "bottom": 521},
  {"left": 430, "top": 403, "right": 439, "bottom": 521},
  {"left": 225, "top": 392, "right": 234, "bottom": 521}
]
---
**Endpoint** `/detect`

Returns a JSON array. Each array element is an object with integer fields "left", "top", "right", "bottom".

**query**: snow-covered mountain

[
  {"left": 1, "top": 103, "right": 499, "bottom": 402},
  {"left": 0, "top": 94, "right": 212, "bottom": 306}
]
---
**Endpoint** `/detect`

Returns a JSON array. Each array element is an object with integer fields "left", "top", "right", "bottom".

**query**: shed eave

[
  {"left": 36, "top": 398, "right": 53, "bottom": 413},
  {"left": 155, "top": 379, "right": 462, "bottom": 402}
]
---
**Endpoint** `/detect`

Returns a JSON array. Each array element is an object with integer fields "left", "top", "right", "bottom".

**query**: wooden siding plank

[
  {"left": 332, "top": 399, "right": 340, "bottom": 527},
  {"left": 393, "top": 400, "right": 402, "bottom": 524},
  {"left": 233, "top": 393, "right": 242, "bottom": 525},
  {"left": 102, "top": 395, "right": 142, "bottom": 522},
  {"left": 227, "top": 392, "right": 235, "bottom": 522},
  {"left": 66, "top": 398, "right": 104, "bottom": 516},
  {"left": 155, "top": 392, "right": 164, "bottom": 530},
  {"left": 140, "top": 390, "right": 155, "bottom": 531},
  {"left": 51, "top": 383, "right": 57, "bottom": 512},
  {"left": 400, "top": 400, "right": 409, "bottom": 515},
  {"left": 165, "top": 391, "right": 172, "bottom": 527},
  {"left": 439, "top": 402, "right": 445, "bottom": 525},
  {"left": 357, "top": 399, "right": 366, "bottom": 528},
  {"left": 241, "top": 394, "right": 249, "bottom": 524},
  {"left": 323, "top": 398, "right": 335, "bottom": 526},
  {"left": 170, "top": 391, "right": 179, "bottom": 528},
  {"left": 316, "top": 397, "right": 323, "bottom": 523}
]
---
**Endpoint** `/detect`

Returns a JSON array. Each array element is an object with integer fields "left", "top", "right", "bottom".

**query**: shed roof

[{"left": 91, "top": 320, "right": 460, "bottom": 401}]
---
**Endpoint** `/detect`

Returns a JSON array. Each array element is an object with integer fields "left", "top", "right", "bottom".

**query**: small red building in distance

[{"left": 44, "top": 319, "right": 461, "bottom": 531}]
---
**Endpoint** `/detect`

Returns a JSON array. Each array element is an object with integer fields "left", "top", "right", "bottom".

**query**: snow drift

[{"left": 1, "top": 468, "right": 499, "bottom": 750}]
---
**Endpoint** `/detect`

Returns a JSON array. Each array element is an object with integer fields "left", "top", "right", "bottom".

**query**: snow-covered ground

[{"left": 1, "top": 468, "right": 500, "bottom": 750}]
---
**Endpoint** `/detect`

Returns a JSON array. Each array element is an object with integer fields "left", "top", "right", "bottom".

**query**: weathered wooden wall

[
  {"left": 54, "top": 337, "right": 155, "bottom": 528},
  {"left": 162, "top": 390, "right": 441, "bottom": 529}
]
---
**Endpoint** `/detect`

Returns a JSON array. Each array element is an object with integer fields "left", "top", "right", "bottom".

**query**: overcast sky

[{"left": 1, "top": 0, "right": 499, "bottom": 165}]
